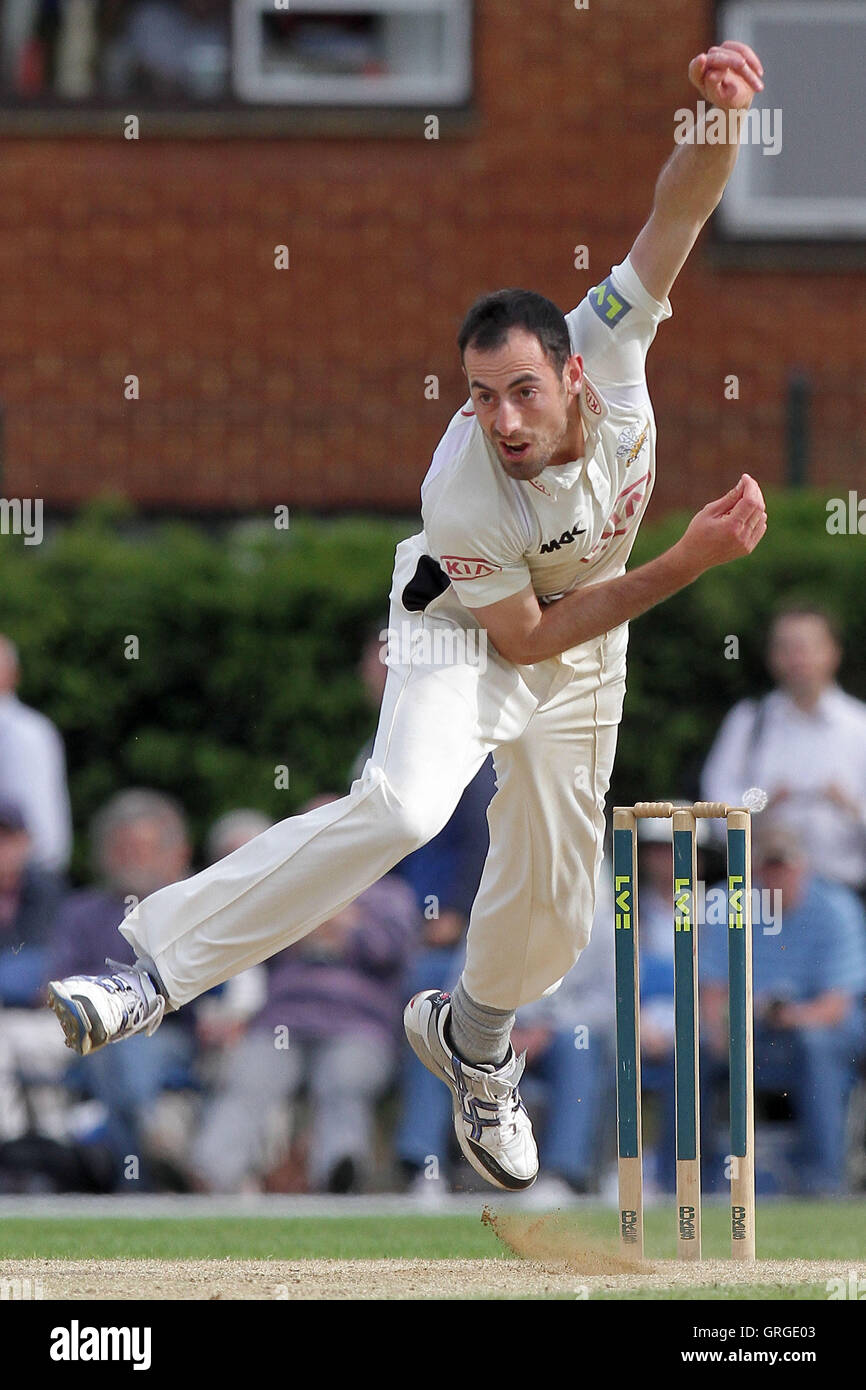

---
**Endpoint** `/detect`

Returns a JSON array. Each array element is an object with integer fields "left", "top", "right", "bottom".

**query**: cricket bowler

[{"left": 49, "top": 42, "right": 768, "bottom": 1192}]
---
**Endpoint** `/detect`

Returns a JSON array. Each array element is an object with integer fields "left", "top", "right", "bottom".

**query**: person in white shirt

[
  {"left": 0, "top": 636, "right": 72, "bottom": 874},
  {"left": 49, "top": 40, "right": 768, "bottom": 1195},
  {"left": 701, "top": 604, "right": 866, "bottom": 895}
]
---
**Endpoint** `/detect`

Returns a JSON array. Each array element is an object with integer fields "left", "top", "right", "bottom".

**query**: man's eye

[{"left": 520, "top": 388, "right": 536, "bottom": 399}]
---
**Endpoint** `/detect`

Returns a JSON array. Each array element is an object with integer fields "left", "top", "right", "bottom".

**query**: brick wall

[{"left": 1, "top": 0, "right": 863, "bottom": 517}]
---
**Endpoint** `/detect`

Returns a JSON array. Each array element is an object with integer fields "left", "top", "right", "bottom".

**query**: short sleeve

[
  {"left": 424, "top": 506, "right": 531, "bottom": 610},
  {"left": 425, "top": 525, "right": 528, "bottom": 608},
  {"left": 566, "top": 254, "right": 672, "bottom": 391}
]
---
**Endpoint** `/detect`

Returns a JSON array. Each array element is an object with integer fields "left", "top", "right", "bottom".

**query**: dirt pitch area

[
  {"left": 4, "top": 1207, "right": 861, "bottom": 1299},
  {"left": 2, "top": 1255, "right": 861, "bottom": 1299}
]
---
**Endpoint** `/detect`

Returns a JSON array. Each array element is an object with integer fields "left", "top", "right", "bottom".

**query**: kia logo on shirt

[{"left": 441, "top": 556, "right": 503, "bottom": 579}]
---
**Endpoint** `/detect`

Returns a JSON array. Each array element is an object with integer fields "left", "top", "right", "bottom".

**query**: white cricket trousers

[{"left": 120, "top": 535, "right": 628, "bottom": 1012}]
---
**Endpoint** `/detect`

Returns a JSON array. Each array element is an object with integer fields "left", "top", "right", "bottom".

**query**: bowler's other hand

[
  {"left": 689, "top": 41, "right": 763, "bottom": 110},
  {"left": 677, "top": 473, "right": 767, "bottom": 577}
]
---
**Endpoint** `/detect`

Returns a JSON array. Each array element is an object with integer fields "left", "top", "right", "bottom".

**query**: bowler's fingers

[
  {"left": 702, "top": 44, "right": 764, "bottom": 92},
  {"left": 703, "top": 474, "right": 748, "bottom": 517},
  {"left": 739, "top": 473, "right": 765, "bottom": 508},
  {"left": 716, "top": 40, "right": 763, "bottom": 77},
  {"left": 688, "top": 54, "right": 709, "bottom": 88},
  {"left": 743, "top": 510, "right": 768, "bottom": 551},
  {"left": 729, "top": 492, "right": 767, "bottom": 542}
]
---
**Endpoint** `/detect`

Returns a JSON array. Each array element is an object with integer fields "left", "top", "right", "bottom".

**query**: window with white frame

[
  {"left": 233, "top": 0, "right": 472, "bottom": 106},
  {"left": 715, "top": 1, "right": 866, "bottom": 240}
]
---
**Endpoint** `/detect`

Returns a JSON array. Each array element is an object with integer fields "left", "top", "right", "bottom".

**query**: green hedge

[
  {"left": 0, "top": 491, "right": 861, "bottom": 876},
  {"left": 0, "top": 505, "right": 407, "bottom": 877}
]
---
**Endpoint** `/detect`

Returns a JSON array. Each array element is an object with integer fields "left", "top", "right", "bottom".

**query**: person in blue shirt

[
  {"left": 701, "top": 820, "right": 866, "bottom": 1195},
  {"left": 394, "top": 760, "right": 497, "bottom": 1191}
]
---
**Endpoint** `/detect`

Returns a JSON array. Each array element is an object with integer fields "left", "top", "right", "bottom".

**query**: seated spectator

[
  {"left": 191, "top": 794, "right": 417, "bottom": 1194},
  {"left": 47, "top": 789, "right": 195, "bottom": 1188},
  {"left": 701, "top": 821, "right": 866, "bottom": 1196},
  {"left": 0, "top": 797, "right": 67, "bottom": 1151},
  {"left": 0, "top": 799, "right": 62, "bottom": 1007},
  {"left": 0, "top": 634, "right": 72, "bottom": 876},
  {"left": 205, "top": 809, "right": 274, "bottom": 866},
  {"left": 702, "top": 603, "right": 866, "bottom": 899}
]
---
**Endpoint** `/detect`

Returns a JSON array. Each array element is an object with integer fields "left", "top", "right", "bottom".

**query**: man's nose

[{"left": 495, "top": 401, "right": 520, "bottom": 435}]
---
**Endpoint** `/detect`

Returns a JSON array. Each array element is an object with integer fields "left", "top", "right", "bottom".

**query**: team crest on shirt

[
  {"left": 616, "top": 423, "right": 649, "bottom": 467},
  {"left": 441, "top": 555, "right": 503, "bottom": 580}
]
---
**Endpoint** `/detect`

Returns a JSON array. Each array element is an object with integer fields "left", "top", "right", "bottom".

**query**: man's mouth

[{"left": 500, "top": 441, "right": 531, "bottom": 460}]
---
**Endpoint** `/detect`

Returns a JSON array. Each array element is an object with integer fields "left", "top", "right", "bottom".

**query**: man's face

[
  {"left": 463, "top": 329, "right": 583, "bottom": 480},
  {"left": 103, "top": 819, "right": 190, "bottom": 900},
  {"left": 767, "top": 614, "right": 840, "bottom": 697},
  {"left": 754, "top": 854, "right": 805, "bottom": 908}
]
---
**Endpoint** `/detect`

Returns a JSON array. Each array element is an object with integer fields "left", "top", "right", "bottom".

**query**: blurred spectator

[
  {"left": 102, "top": 0, "right": 230, "bottom": 100},
  {"left": 191, "top": 793, "right": 418, "bottom": 1194},
  {"left": 702, "top": 821, "right": 866, "bottom": 1196},
  {"left": 702, "top": 603, "right": 866, "bottom": 898},
  {"left": 47, "top": 788, "right": 195, "bottom": 1188},
  {"left": 0, "top": 798, "right": 62, "bottom": 1007},
  {"left": 0, "top": 634, "right": 72, "bottom": 874},
  {"left": 205, "top": 808, "right": 273, "bottom": 866},
  {"left": 0, "top": 796, "right": 67, "bottom": 1156}
]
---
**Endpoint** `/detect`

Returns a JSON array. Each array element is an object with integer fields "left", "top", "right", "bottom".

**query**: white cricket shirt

[{"left": 416, "top": 255, "right": 671, "bottom": 611}]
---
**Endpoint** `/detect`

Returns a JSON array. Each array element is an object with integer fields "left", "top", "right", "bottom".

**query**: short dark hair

[
  {"left": 457, "top": 289, "right": 571, "bottom": 376},
  {"left": 768, "top": 601, "right": 842, "bottom": 647}
]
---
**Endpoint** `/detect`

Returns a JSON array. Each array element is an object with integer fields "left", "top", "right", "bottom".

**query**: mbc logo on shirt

[{"left": 441, "top": 556, "right": 503, "bottom": 580}]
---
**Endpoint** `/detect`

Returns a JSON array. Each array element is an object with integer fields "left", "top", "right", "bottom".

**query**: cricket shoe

[
  {"left": 403, "top": 989, "right": 538, "bottom": 1191},
  {"left": 47, "top": 959, "right": 166, "bottom": 1057}
]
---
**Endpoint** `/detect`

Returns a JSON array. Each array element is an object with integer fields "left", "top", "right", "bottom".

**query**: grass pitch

[{"left": 1, "top": 1201, "right": 864, "bottom": 1299}]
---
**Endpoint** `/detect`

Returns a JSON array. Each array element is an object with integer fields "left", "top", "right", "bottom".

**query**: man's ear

[{"left": 565, "top": 352, "right": 584, "bottom": 396}]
